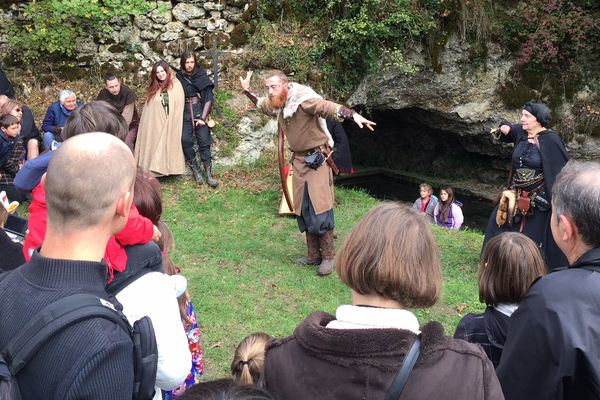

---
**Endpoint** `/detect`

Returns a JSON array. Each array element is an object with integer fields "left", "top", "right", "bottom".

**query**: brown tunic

[{"left": 261, "top": 97, "right": 341, "bottom": 215}]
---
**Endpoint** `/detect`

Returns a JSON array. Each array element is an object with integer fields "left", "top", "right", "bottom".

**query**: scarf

[{"left": 326, "top": 304, "right": 420, "bottom": 334}]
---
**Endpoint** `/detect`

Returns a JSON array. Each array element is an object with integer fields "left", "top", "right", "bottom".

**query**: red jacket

[{"left": 23, "top": 184, "right": 154, "bottom": 281}]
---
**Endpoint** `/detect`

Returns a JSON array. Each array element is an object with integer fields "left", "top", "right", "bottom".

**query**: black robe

[
  {"left": 176, "top": 68, "right": 214, "bottom": 103},
  {"left": 0, "top": 68, "right": 14, "bottom": 98},
  {"left": 483, "top": 124, "right": 570, "bottom": 270},
  {"left": 497, "top": 247, "right": 600, "bottom": 400}
]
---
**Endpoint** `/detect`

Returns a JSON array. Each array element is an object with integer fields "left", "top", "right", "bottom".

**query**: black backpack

[{"left": 0, "top": 293, "right": 157, "bottom": 400}]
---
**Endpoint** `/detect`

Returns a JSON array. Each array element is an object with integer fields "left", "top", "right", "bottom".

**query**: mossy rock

[
  {"left": 230, "top": 22, "right": 252, "bottom": 47},
  {"left": 241, "top": 0, "right": 257, "bottom": 22},
  {"left": 123, "top": 60, "right": 143, "bottom": 73},
  {"left": 498, "top": 80, "right": 534, "bottom": 109},
  {"left": 148, "top": 40, "right": 166, "bottom": 54},
  {"left": 108, "top": 44, "right": 127, "bottom": 53}
]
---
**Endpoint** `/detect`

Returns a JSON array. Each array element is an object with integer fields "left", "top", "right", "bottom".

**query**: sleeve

[
  {"left": 121, "top": 103, "right": 135, "bottom": 126},
  {"left": 453, "top": 316, "right": 469, "bottom": 340},
  {"left": 41, "top": 105, "right": 59, "bottom": 133},
  {"left": 201, "top": 86, "right": 214, "bottom": 104},
  {"left": 433, "top": 204, "right": 439, "bottom": 222},
  {"left": 541, "top": 133, "right": 570, "bottom": 198},
  {"left": 299, "top": 98, "right": 341, "bottom": 121},
  {"left": 116, "top": 274, "right": 192, "bottom": 390},
  {"left": 21, "top": 108, "right": 40, "bottom": 142},
  {"left": 452, "top": 204, "right": 464, "bottom": 229},
  {"left": 412, "top": 199, "right": 420, "bottom": 210},
  {"left": 114, "top": 204, "right": 154, "bottom": 247},
  {"left": 66, "top": 339, "right": 134, "bottom": 400},
  {"left": 498, "top": 122, "right": 523, "bottom": 144},
  {"left": 496, "top": 288, "right": 564, "bottom": 400},
  {"left": 13, "top": 153, "right": 51, "bottom": 192}
]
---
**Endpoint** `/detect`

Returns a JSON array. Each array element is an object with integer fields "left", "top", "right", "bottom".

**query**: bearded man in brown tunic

[{"left": 240, "top": 70, "right": 375, "bottom": 275}]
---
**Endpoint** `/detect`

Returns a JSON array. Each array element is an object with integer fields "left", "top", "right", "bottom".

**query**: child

[
  {"left": 231, "top": 332, "right": 272, "bottom": 386},
  {"left": 434, "top": 186, "right": 463, "bottom": 229},
  {"left": 159, "top": 220, "right": 204, "bottom": 399},
  {"left": 0, "top": 114, "right": 25, "bottom": 203},
  {"left": 0, "top": 190, "right": 25, "bottom": 271},
  {"left": 412, "top": 183, "right": 437, "bottom": 223},
  {"left": 454, "top": 232, "right": 547, "bottom": 367}
]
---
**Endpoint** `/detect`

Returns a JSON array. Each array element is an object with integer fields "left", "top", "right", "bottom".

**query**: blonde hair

[
  {"left": 336, "top": 202, "right": 442, "bottom": 308},
  {"left": 419, "top": 183, "right": 433, "bottom": 194},
  {"left": 231, "top": 332, "right": 272, "bottom": 385}
]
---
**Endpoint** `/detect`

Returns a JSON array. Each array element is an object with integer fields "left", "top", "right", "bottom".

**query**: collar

[
  {"left": 570, "top": 247, "right": 600, "bottom": 269},
  {"left": 326, "top": 304, "right": 420, "bottom": 334},
  {"left": 282, "top": 83, "right": 322, "bottom": 119},
  {"left": 495, "top": 303, "right": 518, "bottom": 317},
  {"left": 20, "top": 250, "right": 108, "bottom": 289}
]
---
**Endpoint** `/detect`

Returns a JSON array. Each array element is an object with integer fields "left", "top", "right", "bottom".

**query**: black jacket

[
  {"left": 454, "top": 306, "right": 511, "bottom": 368},
  {"left": 497, "top": 247, "right": 600, "bottom": 400},
  {"left": 0, "top": 68, "right": 14, "bottom": 98}
]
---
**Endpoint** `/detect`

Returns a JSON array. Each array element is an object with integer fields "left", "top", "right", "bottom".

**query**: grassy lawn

[{"left": 160, "top": 153, "right": 485, "bottom": 379}]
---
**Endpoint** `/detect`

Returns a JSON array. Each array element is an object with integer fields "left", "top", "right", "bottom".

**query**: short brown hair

[
  {"left": 265, "top": 70, "right": 288, "bottom": 83},
  {"left": 63, "top": 101, "right": 128, "bottom": 142},
  {"left": 336, "top": 202, "right": 441, "bottom": 308},
  {"left": 479, "top": 232, "right": 547, "bottom": 306},
  {"left": 133, "top": 168, "right": 162, "bottom": 225},
  {"left": 419, "top": 183, "right": 432, "bottom": 194},
  {"left": 231, "top": 332, "right": 272, "bottom": 385}
]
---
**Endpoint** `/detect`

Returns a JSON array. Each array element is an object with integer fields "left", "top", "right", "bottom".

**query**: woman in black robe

[{"left": 483, "top": 102, "right": 569, "bottom": 270}]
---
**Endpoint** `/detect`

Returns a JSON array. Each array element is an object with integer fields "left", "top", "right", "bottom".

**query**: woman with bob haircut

[
  {"left": 135, "top": 59, "right": 186, "bottom": 177},
  {"left": 262, "top": 202, "right": 503, "bottom": 400},
  {"left": 455, "top": 232, "right": 547, "bottom": 368}
]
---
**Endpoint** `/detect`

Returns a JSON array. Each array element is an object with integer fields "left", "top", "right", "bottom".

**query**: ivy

[{"left": 2, "top": 0, "right": 152, "bottom": 62}]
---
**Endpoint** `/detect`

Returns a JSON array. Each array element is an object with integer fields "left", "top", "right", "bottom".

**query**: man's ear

[
  {"left": 40, "top": 173, "right": 47, "bottom": 190},
  {"left": 115, "top": 191, "right": 131, "bottom": 217},
  {"left": 558, "top": 214, "right": 576, "bottom": 243}
]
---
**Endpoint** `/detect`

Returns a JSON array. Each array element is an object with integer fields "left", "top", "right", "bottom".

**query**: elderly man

[
  {"left": 239, "top": 70, "right": 375, "bottom": 276},
  {"left": 497, "top": 160, "right": 600, "bottom": 400},
  {"left": 96, "top": 74, "right": 139, "bottom": 151},
  {"left": 41, "top": 89, "right": 83, "bottom": 150},
  {"left": 0, "top": 132, "right": 136, "bottom": 399}
]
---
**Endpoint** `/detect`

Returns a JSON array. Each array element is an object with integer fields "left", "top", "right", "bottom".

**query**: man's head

[
  {"left": 63, "top": 101, "right": 128, "bottom": 142},
  {"left": 44, "top": 132, "right": 136, "bottom": 235},
  {"left": 264, "top": 70, "right": 289, "bottom": 110},
  {"left": 59, "top": 90, "right": 77, "bottom": 111},
  {"left": 104, "top": 74, "right": 121, "bottom": 96},
  {"left": 0, "top": 114, "right": 20, "bottom": 138},
  {"left": 551, "top": 160, "right": 600, "bottom": 263},
  {"left": 180, "top": 50, "right": 198, "bottom": 75}
]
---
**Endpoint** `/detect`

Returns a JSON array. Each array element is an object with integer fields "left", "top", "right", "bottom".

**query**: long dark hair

[
  {"left": 439, "top": 186, "right": 454, "bottom": 224},
  {"left": 145, "top": 60, "right": 173, "bottom": 104},
  {"left": 180, "top": 50, "right": 198, "bottom": 75}
]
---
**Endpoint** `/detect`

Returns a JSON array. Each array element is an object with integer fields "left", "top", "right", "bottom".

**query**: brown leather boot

[
  {"left": 294, "top": 233, "right": 322, "bottom": 266},
  {"left": 318, "top": 229, "right": 335, "bottom": 276}
]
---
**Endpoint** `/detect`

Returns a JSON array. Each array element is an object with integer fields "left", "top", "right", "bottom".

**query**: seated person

[
  {"left": 0, "top": 114, "right": 25, "bottom": 203},
  {"left": 2, "top": 98, "right": 42, "bottom": 160},
  {"left": 262, "top": 202, "right": 503, "bottom": 400},
  {"left": 412, "top": 183, "right": 437, "bottom": 222},
  {"left": 434, "top": 186, "right": 464, "bottom": 229},
  {"left": 454, "top": 232, "right": 547, "bottom": 367},
  {"left": 0, "top": 190, "right": 25, "bottom": 271},
  {"left": 41, "top": 89, "right": 83, "bottom": 149},
  {"left": 97, "top": 74, "right": 139, "bottom": 152}
]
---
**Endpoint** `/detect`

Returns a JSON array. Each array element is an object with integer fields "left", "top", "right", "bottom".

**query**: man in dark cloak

[
  {"left": 0, "top": 68, "right": 15, "bottom": 98},
  {"left": 176, "top": 51, "right": 218, "bottom": 188},
  {"left": 497, "top": 160, "right": 600, "bottom": 400},
  {"left": 96, "top": 74, "right": 139, "bottom": 151}
]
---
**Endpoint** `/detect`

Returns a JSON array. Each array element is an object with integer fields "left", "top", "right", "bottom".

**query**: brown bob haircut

[
  {"left": 336, "top": 202, "right": 441, "bottom": 308},
  {"left": 479, "top": 232, "right": 547, "bottom": 306},
  {"left": 133, "top": 168, "right": 163, "bottom": 226}
]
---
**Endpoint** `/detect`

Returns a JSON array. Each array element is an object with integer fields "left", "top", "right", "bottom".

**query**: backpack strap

[
  {"left": 2, "top": 293, "right": 132, "bottom": 376},
  {"left": 384, "top": 335, "right": 421, "bottom": 400}
]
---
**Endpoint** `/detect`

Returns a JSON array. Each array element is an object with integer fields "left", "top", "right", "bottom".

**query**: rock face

[{"left": 347, "top": 36, "right": 600, "bottom": 183}]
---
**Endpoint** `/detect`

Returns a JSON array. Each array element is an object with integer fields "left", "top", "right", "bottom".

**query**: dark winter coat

[
  {"left": 41, "top": 100, "right": 83, "bottom": 134},
  {"left": 454, "top": 306, "right": 511, "bottom": 368},
  {"left": 264, "top": 311, "right": 504, "bottom": 400},
  {"left": 497, "top": 247, "right": 600, "bottom": 400}
]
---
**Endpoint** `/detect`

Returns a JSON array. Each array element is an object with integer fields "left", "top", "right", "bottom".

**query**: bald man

[{"left": 0, "top": 133, "right": 136, "bottom": 399}]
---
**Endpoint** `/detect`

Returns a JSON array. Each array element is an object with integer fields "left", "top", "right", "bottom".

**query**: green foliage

[
  {"left": 212, "top": 90, "right": 242, "bottom": 158},
  {"left": 2, "top": 0, "right": 152, "bottom": 62}
]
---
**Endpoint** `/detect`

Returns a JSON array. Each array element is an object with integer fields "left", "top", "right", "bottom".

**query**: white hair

[{"left": 59, "top": 90, "right": 76, "bottom": 105}]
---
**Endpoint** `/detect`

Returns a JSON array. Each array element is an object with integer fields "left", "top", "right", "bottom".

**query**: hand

[
  {"left": 195, "top": 119, "right": 206, "bottom": 126},
  {"left": 152, "top": 225, "right": 161, "bottom": 242},
  {"left": 239, "top": 71, "right": 253, "bottom": 91},
  {"left": 500, "top": 125, "right": 510, "bottom": 135},
  {"left": 352, "top": 113, "right": 376, "bottom": 132}
]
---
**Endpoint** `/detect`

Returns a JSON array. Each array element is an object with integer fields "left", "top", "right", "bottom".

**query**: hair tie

[{"left": 241, "top": 360, "right": 249, "bottom": 365}]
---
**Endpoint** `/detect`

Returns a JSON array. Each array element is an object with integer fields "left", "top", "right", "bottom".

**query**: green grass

[{"left": 160, "top": 158, "right": 484, "bottom": 378}]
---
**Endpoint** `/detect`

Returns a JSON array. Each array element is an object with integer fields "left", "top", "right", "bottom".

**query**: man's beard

[{"left": 268, "top": 88, "right": 288, "bottom": 110}]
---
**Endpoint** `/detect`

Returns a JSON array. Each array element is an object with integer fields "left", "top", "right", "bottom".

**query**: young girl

[
  {"left": 434, "top": 186, "right": 464, "bottom": 229},
  {"left": 231, "top": 332, "right": 272, "bottom": 386},
  {"left": 454, "top": 232, "right": 547, "bottom": 367},
  {"left": 160, "top": 220, "right": 204, "bottom": 399},
  {"left": 412, "top": 183, "right": 437, "bottom": 223}
]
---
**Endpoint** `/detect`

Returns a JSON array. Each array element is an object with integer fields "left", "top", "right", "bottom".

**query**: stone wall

[{"left": 0, "top": 0, "right": 256, "bottom": 75}]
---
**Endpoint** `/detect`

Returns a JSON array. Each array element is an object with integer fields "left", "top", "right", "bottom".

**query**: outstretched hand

[
  {"left": 352, "top": 113, "right": 376, "bottom": 132},
  {"left": 239, "top": 71, "right": 253, "bottom": 91}
]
